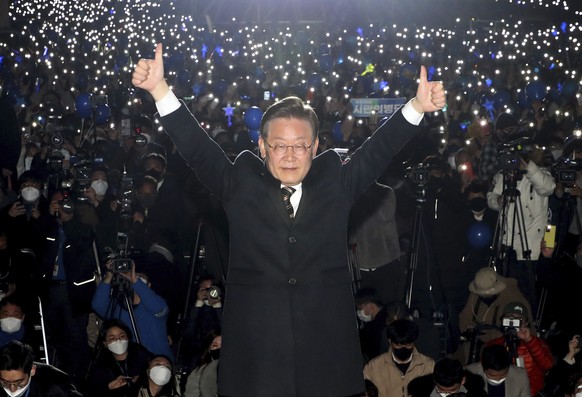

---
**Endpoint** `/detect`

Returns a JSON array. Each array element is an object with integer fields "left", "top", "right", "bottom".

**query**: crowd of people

[{"left": 0, "top": 0, "right": 582, "bottom": 396}]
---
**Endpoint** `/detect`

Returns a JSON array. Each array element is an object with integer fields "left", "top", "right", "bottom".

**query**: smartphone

[
  {"left": 263, "top": 91, "right": 270, "bottom": 101},
  {"left": 543, "top": 225, "right": 556, "bottom": 248}
]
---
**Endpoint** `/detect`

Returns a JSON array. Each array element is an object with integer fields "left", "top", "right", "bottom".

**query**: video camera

[
  {"left": 501, "top": 316, "right": 523, "bottom": 341},
  {"left": 118, "top": 168, "right": 135, "bottom": 220},
  {"left": 551, "top": 157, "right": 582, "bottom": 188},
  {"left": 406, "top": 163, "right": 431, "bottom": 186},
  {"left": 110, "top": 232, "right": 132, "bottom": 273},
  {"left": 55, "top": 181, "right": 75, "bottom": 218},
  {"left": 498, "top": 137, "right": 535, "bottom": 173}
]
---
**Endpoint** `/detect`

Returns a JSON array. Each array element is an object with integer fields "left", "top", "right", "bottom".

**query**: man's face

[
  {"left": 258, "top": 117, "right": 318, "bottom": 186},
  {"left": 0, "top": 367, "right": 34, "bottom": 394}
]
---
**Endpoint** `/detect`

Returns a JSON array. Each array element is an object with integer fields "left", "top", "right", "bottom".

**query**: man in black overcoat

[{"left": 132, "top": 43, "right": 446, "bottom": 397}]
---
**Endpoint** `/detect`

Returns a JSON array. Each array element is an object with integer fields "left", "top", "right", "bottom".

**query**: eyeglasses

[
  {"left": 266, "top": 142, "right": 313, "bottom": 156},
  {"left": 0, "top": 375, "right": 29, "bottom": 390}
]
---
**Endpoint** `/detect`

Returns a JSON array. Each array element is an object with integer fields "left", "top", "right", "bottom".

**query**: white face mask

[
  {"left": 21, "top": 187, "right": 40, "bottom": 203},
  {"left": 149, "top": 365, "right": 171, "bottom": 386},
  {"left": 106, "top": 339, "right": 129, "bottom": 355},
  {"left": 575, "top": 392, "right": 582, "bottom": 397},
  {"left": 2, "top": 375, "right": 31, "bottom": 397},
  {"left": 0, "top": 317, "right": 23, "bottom": 333},
  {"left": 91, "top": 179, "right": 108, "bottom": 196},
  {"left": 357, "top": 309, "right": 372, "bottom": 322},
  {"left": 487, "top": 377, "right": 506, "bottom": 385}
]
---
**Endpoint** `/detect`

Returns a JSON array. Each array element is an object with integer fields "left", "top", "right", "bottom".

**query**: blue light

[{"left": 561, "top": 22, "right": 567, "bottom": 33}]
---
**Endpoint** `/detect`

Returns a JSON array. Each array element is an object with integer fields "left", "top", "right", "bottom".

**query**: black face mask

[
  {"left": 209, "top": 348, "right": 220, "bottom": 360},
  {"left": 469, "top": 197, "right": 487, "bottom": 213},
  {"left": 393, "top": 346, "right": 413, "bottom": 361}
]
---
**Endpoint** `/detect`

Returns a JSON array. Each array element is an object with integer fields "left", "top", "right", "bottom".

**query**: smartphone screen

[
  {"left": 543, "top": 225, "right": 556, "bottom": 248},
  {"left": 263, "top": 91, "right": 270, "bottom": 101}
]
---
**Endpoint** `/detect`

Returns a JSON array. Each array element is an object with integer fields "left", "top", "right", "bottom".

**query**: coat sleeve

[
  {"left": 132, "top": 280, "right": 168, "bottom": 317},
  {"left": 91, "top": 282, "right": 112, "bottom": 318},
  {"left": 524, "top": 336, "right": 554, "bottom": 372},
  {"left": 524, "top": 161, "right": 555, "bottom": 197}
]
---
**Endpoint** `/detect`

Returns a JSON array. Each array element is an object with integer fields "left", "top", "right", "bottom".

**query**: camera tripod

[
  {"left": 85, "top": 273, "right": 141, "bottom": 379},
  {"left": 489, "top": 170, "right": 539, "bottom": 323}
]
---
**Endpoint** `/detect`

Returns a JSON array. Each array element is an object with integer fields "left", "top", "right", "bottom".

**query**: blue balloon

[
  {"left": 75, "top": 93, "right": 92, "bottom": 119},
  {"left": 244, "top": 107, "right": 263, "bottom": 131},
  {"left": 332, "top": 121, "right": 343, "bottom": 144},
  {"left": 95, "top": 104, "right": 111, "bottom": 124},
  {"left": 467, "top": 222, "right": 492, "bottom": 249},
  {"left": 525, "top": 80, "right": 546, "bottom": 103},
  {"left": 248, "top": 129, "right": 260, "bottom": 144}
]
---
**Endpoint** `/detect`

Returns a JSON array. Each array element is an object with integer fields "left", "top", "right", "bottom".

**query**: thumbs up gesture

[
  {"left": 132, "top": 43, "right": 170, "bottom": 101},
  {"left": 412, "top": 65, "right": 446, "bottom": 113}
]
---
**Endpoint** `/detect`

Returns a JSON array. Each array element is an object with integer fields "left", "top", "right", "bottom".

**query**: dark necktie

[{"left": 281, "top": 186, "right": 296, "bottom": 219}]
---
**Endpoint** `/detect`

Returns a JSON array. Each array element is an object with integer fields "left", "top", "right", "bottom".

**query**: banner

[{"left": 350, "top": 98, "right": 407, "bottom": 118}]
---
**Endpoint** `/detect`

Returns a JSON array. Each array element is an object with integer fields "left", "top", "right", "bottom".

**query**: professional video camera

[
  {"left": 406, "top": 163, "right": 431, "bottom": 186},
  {"left": 69, "top": 160, "right": 93, "bottom": 203},
  {"left": 498, "top": 137, "right": 535, "bottom": 173},
  {"left": 55, "top": 181, "right": 75, "bottom": 218},
  {"left": 46, "top": 122, "right": 66, "bottom": 172},
  {"left": 118, "top": 168, "right": 135, "bottom": 220},
  {"left": 109, "top": 232, "right": 132, "bottom": 273},
  {"left": 501, "top": 316, "right": 522, "bottom": 334},
  {"left": 551, "top": 157, "right": 582, "bottom": 188}
]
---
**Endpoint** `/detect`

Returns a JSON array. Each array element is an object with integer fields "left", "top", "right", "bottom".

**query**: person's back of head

[
  {"left": 0, "top": 341, "right": 34, "bottom": 373},
  {"left": 481, "top": 344, "right": 511, "bottom": 371},
  {"left": 433, "top": 357, "right": 464, "bottom": 388},
  {"left": 355, "top": 287, "right": 384, "bottom": 308},
  {"left": 386, "top": 318, "right": 419, "bottom": 345}
]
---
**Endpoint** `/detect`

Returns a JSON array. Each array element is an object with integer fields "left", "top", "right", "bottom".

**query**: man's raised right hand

[{"left": 131, "top": 43, "right": 170, "bottom": 101}]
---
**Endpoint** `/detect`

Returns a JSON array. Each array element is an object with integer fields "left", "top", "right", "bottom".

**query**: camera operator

[
  {"left": 0, "top": 171, "right": 50, "bottom": 261},
  {"left": 92, "top": 261, "right": 174, "bottom": 361},
  {"left": 180, "top": 275, "right": 223, "bottom": 370},
  {"left": 543, "top": 334, "right": 582, "bottom": 396},
  {"left": 485, "top": 302, "right": 554, "bottom": 396},
  {"left": 549, "top": 134, "right": 582, "bottom": 261},
  {"left": 41, "top": 189, "right": 97, "bottom": 384},
  {"left": 83, "top": 165, "right": 120, "bottom": 257},
  {"left": 487, "top": 143, "right": 555, "bottom": 312}
]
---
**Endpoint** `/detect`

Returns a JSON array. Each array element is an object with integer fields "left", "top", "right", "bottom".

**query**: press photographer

[
  {"left": 41, "top": 189, "right": 97, "bottom": 384},
  {"left": 487, "top": 136, "right": 555, "bottom": 313},
  {"left": 549, "top": 132, "right": 582, "bottom": 261},
  {"left": 485, "top": 302, "right": 553, "bottom": 396},
  {"left": 91, "top": 259, "right": 173, "bottom": 361}
]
